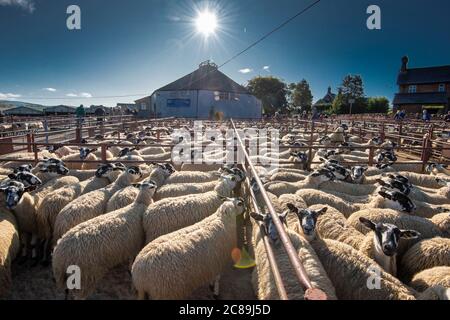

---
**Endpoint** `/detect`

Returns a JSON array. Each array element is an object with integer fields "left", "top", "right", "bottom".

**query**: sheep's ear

[
  {"left": 219, "top": 195, "right": 228, "bottom": 201},
  {"left": 132, "top": 183, "right": 141, "bottom": 188},
  {"left": 8, "top": 173, "right": 17, "bottom": 180},
  {"left": 316, "top": 207, "right": 328, "bottom": 216},
  {"left": 24, "top": 185, "right": 37, "bottom": 192},
  {"left": 286, "top": 203, "right": 298, "bottom": 213},
  {"left": 359, "top": 217, "right": 376, "bottom": 231},
  {"left": 279, "top": 210, "right": 289, "bottom": 223},
  {"left": 400, "top": 229, "right": 421, "bottom": 239},
  {"left": 376, "top": 179, "right": 387, "bottom": 186},
  {"left": 250, "top": 212, "right": 264, "bottom": 221}
]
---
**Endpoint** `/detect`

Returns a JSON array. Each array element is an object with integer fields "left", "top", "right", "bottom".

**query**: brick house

[{"left": 393, "top": 56, "right": 450, "bottom": 114}]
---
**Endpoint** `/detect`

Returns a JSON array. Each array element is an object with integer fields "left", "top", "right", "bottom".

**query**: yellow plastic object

[{"left": 233, "top": 247, "right": 256, "bottom": 269}]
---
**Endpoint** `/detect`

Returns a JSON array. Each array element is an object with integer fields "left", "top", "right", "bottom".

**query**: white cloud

[
  {"left": 239, "top": 68, "right": 253, "bottom": 74},
  {"left": 263, "top": 66, "right": 270, "bottom": 72},
  {"left": 66, "top": 92, "right": 93, "bottom": 98},
  {"left": 43, "top": 87, "right": 56, "bottom": 92},
  {"left": 0, "top": 92, "right": 21, "bottom": 100},
  {"left": 0, "top": 0, "right": 35, "bottom": 13}
]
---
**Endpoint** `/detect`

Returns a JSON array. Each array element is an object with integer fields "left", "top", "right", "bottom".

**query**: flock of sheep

[{"left": 0, "top": 120, "right": 449, "bottom": 300}]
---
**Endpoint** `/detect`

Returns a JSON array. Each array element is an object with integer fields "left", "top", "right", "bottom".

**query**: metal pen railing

[{"left": 230, "top": 118, "right": 327, "bottom": 300}]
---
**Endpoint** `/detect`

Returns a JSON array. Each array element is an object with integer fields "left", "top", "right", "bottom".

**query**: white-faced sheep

[
  {"left": 142, "top": 174, "right": 241, "bottom": 244},
  {"left": 131, "top": 197, "right": 246, "bottom": 300},
  {"left": 53, "top": 166, "right": 143, "bottom": 242},
  {"left": 249, "top": 211, "right": 337, "bottom": 300},
  {"left": 0, "top": 210, "right": 20, "bottom": 297},
  {"left": 52, "top": 180, "right": 157, "bottom": 299},
  {"left": 399, "top": 237, "right": 450, "bottom": 282}
]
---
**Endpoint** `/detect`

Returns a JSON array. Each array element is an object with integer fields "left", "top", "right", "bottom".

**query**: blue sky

[{"left": 0, "top": 0, "right": 449, "bottom": 107}]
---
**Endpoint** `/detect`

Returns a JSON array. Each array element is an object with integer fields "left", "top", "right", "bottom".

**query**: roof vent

[{"left": 199, "top": 60, "right": 218, "bottom": 70}]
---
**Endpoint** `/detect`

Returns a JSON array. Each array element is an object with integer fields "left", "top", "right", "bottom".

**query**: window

[
  {"left": 408, "top": 85, "right": 417, "bottom": 93},
  {"left": 439, "top": 84, "right": 446, "bottom": 92},
  {"left": 214, "top": 92, "right": 240, "bottom": 101},
  {"left": 140, "top": 103, "right": 146, "bottom": 111}
]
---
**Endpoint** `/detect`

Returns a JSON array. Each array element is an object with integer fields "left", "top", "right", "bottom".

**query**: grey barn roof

[
  {"left": 155, "top": 62, "right": 250, "bottom": 94},
  {"left": 393, "top": 92, "right": 449, "bottom": 105},
  {"left": 397, "top": 65, "right": 450, "bottom": 85}
]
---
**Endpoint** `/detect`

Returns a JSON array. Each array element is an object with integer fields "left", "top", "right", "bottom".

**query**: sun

[{"left": 195, "top": 10, "right": 218, "bottom": 37}]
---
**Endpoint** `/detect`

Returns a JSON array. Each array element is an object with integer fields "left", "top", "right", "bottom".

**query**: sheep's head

[
  {"left": 376, "top": 176, "right": 411, "bottom": 195},
  {"left": 250, "top": 211, "right": 288, "bottom": 244},
  {"left": 350, "top": 166, "right": 367, "bottom": 184},
  {"left": 290, "top": 151, "right": 308, "bottom": 164},
  {"left": 310, "top": 168, "right": 336, "bottom": 183},
  {"left": 79, "top": 147, "right": 97, "bottom": 160},
  {"left": 359, "top": 217, "right": 420, "bottom": 257},
  {"left": 132, "top": 179, "right": 157, "bottom": 199},
  {"left": 95, "top": 163, "right": 126, "bottom": 179},
  {"left": 221, "top": 166, "right": 246, "bottom": 182},
  {"left": 378, "top": 188, "right": 416, "bottom": 213},
  {"left": 13, "top": 164, "right": 33, "bottom": 174},
  {"left": 126, "top": 166, "right": 143, "bottom": 180},
  {"left": 287, "top": 204, "right": 327, "bottom": 241},
  {"left": 39, "top": 159, "right": 69, "bottom": 176},
  {"left": 8, "top": 171, "right": 42, "bottom": 189},
  {"left": 219, "top": 196, "right": 246, "bottom": 217},
  {"left": 0, "top": 181, "right": 34, "bottom": 209}
]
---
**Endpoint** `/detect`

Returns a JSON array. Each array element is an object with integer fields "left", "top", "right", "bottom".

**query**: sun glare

[{"left": 195, "top": 11, "right": 218, "bottom": 37}]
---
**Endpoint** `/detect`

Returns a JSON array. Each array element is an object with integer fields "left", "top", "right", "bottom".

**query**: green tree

[
  {"left": 247, "top": 76, "right": 288, "bottom": 114},
  {"left": 331, "top": 75, "right": 366, "bottom": 114},
  {"left": 289, "top": 79, "right": 313, "bottom": 111},
  {"left": 367, "top": 97, "right": 389, "bottom": 113},
  {"left": 340, "top": 74, "right": 365, "bottom": 102}
]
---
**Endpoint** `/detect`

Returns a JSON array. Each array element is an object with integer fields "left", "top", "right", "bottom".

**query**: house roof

[
  {"left": 393, "top": 92, "right": 449, "bottom": 105},
  {"left": 154, "top": 61, "right": 250, "bottom": 94},
  {"left": 314, "top": 87, "right": 336, "bottom": 106},
  {"left": 397, "top": 65, "right": 450, "bottom": 85}
]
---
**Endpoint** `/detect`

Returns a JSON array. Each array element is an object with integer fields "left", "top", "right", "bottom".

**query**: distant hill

[{"left": 0, "top": 100, "right": 45, "bottom": 110}]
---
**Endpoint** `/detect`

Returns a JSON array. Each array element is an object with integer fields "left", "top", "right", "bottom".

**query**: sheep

[
  {"left": 142, "top": 174, "right": 241, "bottom": 244},
  {"left": 164, "top": 170, "right": 222, "bottom": 184},
  {"left": 131, "top": 197, "right": 246, "bottom": 300},
  {"left": 0, "top": 210, "right": 20, "bottom": 297},
  {"left": 288, "top": 204, "right": 448, "bottom": 300},
  {"left": 396, "top": 171, "right": 448, "bottom": 189},
  {"left": 250, "top": 211, "right": 337, "bottom": 300},
  {"left": 105, "top": 164, "right": 173, "bottom": 213},
  {"left": 264, "top": 169, "right": 336, "bottom": 197},
  {"left": 52, "top": 180, "right": 157, "bottom": 300},
  {"left": 53, "top": 167, "right": 143, "bottom": 242},
  {"left": 399, "top": 237, "right": 450, "bottom": 282},
  {"left": 267, "top": 170, "right": 308, "bottom": 183},
  {"left": 307, "top": 204, "right": 365, "bottom": 250},
  {"left": 35, "top": 163, "right": 126, "bottom": 264},
  {"left": 285, "top": 204, "right": 418, "bottom": 300},
  {"left": 430, "top": 213, "right": 450, "bottom": 237},
  {"left": 409, "top": 267, "right": 450, "bottom": 292},
  {"left": 357, "top": 218, "right": 420, "bottom": 277},
  {"left": 2, "top": 174, "right": 79, "bottom": 263},
  {"left": 347, "top": 209, "right": 444, "bottom": 241},
  {"left": 153, "top": 180, "right": 219, "bottom": 201}
]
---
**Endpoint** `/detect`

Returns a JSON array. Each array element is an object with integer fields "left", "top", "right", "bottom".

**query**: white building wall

[{"left": 152, "top": 90, "right": 261, "bottom": 119}]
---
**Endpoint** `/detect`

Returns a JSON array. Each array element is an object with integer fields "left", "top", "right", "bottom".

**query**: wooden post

[
  {"left": 26, "top": 133, "right": 32, "bottom": 152},
  {"left": 101, "top": 144, "right": 107, "bottom": 163},
  {"left": 368, "top": 147, "right": 374, "bottom": 166},
  {"left": 75, "top": 127, "right": 82, "bottom": 143},
  {"left": 398, "top": 124, "right": 403, "bottom": 147},
  {"left": 380, "top": 122, "right": 385, "bottom": 142}
]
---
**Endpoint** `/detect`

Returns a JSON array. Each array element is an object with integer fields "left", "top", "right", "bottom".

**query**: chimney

[
  {"left": 401, "top": 56, "right": 409, "bottom": 72},
  {"left": 327, "top": 86, "right": 332, "bottom": 95}
]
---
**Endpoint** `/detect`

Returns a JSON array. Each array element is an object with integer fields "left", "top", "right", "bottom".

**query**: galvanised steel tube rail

[
  {"left": 242, "top": 167, "right": 289, "bottom": 300},
  {"left": 230, "top": 118, "right": 327, "bottom": 300}
]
